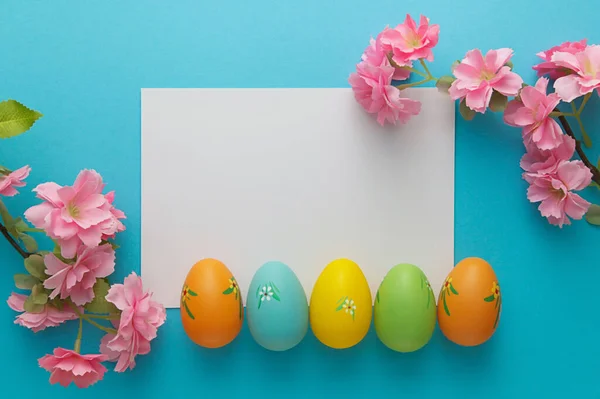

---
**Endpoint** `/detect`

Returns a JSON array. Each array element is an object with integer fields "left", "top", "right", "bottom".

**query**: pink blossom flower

[
  {"left": 349, "top": 61, "right": 421, "bottom": 126},
  {"left": 379, "top": 14, "right": 439, "bottom": 66},
  {"left": 525, "top": 160, "right": 592, "bottom": 227},
  {"left": 552, "top": 45, "right": 600, "bottom": 102},
  {"left": 449, "top": 48, "right": 523, "bottom": 113},
  {"left": 7, "top": 292, "right": 79, "bottom": 332},
  {"left": 0, "top": 165, "right": 30, "bottom": 196},
  {"left": 101, "top": 272, "right": 166, "bottom": 372},
  {"left": 521, "top": 134, "right": 576, "bottom": 175},
  {"left": 24, "top": 169, "right": 126, "bottom": 259},
  {"left": 43, "top": 244, "right": 115, "bottom": 306},
  {"left": 38, "top": 348, "right": 107, "bottom": 388},
  {"left": 533, "top": 39, "right": 587, "bottom": 80},
  {"left": 361, "top": 33, "right": 410, "bottom": 81},
  {"left": 504, "top": 77, "right": 563, "bottom": 150},
  {"left": 98, "top": 191, "right": 126, "bottom": 240}
]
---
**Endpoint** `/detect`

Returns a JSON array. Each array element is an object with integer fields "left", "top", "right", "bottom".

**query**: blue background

[{"left": 1, "top": 1, "right": 599, "bottom": 397}]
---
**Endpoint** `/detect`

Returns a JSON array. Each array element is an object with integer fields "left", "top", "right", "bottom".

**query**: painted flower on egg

[
  {"left": 222, "top": 277, "right": 243, "bottom": 319},
  {"left": 421, "top": 276, "right": 433, "bottom": 308},
  {"left": 256, "top": 282, "right": 281, "bottom": 309},
  {"left": 181, "top": 285, "right": 198, "bottom": 320},
  {"left": 440, "top": 276, "right": 459, "bottom": 316},
  {"left": 336, "top": 297, "right": 356, "bottom": 320},
  {"left": 484, "top": 281, "right": 502, "bottom": 328}
]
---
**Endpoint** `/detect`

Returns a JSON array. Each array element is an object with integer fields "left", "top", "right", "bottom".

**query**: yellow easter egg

[{"left": 309, "top": 258, "right": 372, "bottom": 349}]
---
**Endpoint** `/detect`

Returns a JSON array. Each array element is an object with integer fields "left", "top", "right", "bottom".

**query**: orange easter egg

[
  {"left": 180, "top": 258, "right": 244, "bottom": 348},
  {"left": 437, "top": 257, "right": 502, "bottom": 346}
]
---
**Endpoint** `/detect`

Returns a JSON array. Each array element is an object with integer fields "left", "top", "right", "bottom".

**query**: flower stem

[
  {"left": 402, "top": 67, "right": 427, "bottom": 78},
  {"left": 74, "top": 317, "right": 83, "bottom": 353},
  {"left": 573, "top": 114, "right": 593, "bottom": 148},
  {"left": 549, "top": 111, "right": 575, "bottom": 118},
  {"left": 85, "top": 313, "right": 120, "bottom": 320},
  {"left": 578, "top": 93, "right": 592, "bottom": 116},
  {"left": 419, "top": 59, "right": 436, "bottom": 80},
  {"left": 557, "top": 115, "right": 600, "bottom": 185},
  {"left": 395, "top": 78, "right": 433, "bottom": 90},
  {"left": 69, "top": 301, "right": 117, "bottom": 335},
  {"left": 0, "top": 221, "right": 31, "bottom": 258},
  {"left": 20, "top": 227, "right": 45, "bottom": 233}
]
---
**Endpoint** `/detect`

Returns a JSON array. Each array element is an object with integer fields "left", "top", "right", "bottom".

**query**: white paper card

[{"left": 141, "top": 88, "right": 455, "bottom": 308}]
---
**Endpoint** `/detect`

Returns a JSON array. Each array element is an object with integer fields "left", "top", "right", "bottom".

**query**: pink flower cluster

[
  {"left": 521, "top": 135, "right": 592, "bottom": 227},
  {"left": 24, "top": 169, "right": 126, "bottom": 259},
  {"left": 533, "top": 40, "right": 600, "bottom": 102},
  {"left": 101, "top": 272, "right": 166, "bottom": 372},
  {"left": 38, "top": 348, "right": 108, "bottom": 388},
  {"left": 4, "top": 168, "right": 166, "bottom": 388},
  {"left": 7, "top": 293, "right": 79, "bottom": 332},
  {"left": 43, "top": 244, "right": 116, "bottom": 306},
  {"left": 449, "top": 48, "right": 523, "bottom": 113},
  {"left": 349, "top": 14, "right": 439, "bottom": 126},
  {"left": 0, "top": 165, "right": 31, "bottom": 197},
  {"left": 503, "top": 76, "right": 593, "bottom": 226}
]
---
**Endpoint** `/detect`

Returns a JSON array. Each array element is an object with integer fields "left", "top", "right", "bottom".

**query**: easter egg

[
  {"left": 309, "top": 258, "right": 372, "bottom": 349},
  {"left": 374, "top": 263, "right": 436, "bottom": 352},
  {"left": 180, "top": 258, "right": 244, "bottom": 348},
  {"left": 246, "top": 261, "right": 309, "bottom": 351},
  {"left": 437, "top": 257, "right": 502, "bottom": 346}
]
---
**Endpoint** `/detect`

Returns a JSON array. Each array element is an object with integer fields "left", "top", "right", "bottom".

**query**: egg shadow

[{"left": 436, "top": 323, "right": 498, "bottom": 373}]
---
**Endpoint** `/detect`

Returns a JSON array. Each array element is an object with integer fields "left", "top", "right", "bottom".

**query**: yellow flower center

[
  {"left": 67, "top": 202, "right": 79, "bottom": 218},
  {"left": 583, "top": 58, "right": 595, "bottom": 76},
  {"left": 406, "top": 32, "right": 421, "bottom": 48},
  {"left": 480, "top": 69, "right": 495, "bottom": 81}
]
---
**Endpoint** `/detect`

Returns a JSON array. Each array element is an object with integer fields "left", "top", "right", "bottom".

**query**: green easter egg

[{"left": 374, "top": 263, "right": 436, "bottom": 352}]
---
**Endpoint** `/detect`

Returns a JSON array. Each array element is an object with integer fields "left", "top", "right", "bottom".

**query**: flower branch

[
  {"left": 0, "top": 102, "right": 167, "bottom": 388},
  {"left": 557, "top": 115, "right": 600, "bottom": 185},
  {"left": 0, "top": 221, "right": 31, "bottom": 258},
  {"left": 349, "top": 17, "right": 598, "bottom": 227}
]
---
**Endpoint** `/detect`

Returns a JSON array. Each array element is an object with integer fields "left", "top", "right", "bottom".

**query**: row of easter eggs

[{"left": 180, "top": 257, "right": 502, "bottom": 352}]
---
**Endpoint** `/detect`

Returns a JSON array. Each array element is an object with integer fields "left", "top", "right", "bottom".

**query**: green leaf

[
  {"left": 435, "top": 75, "right": 455, "bottom": 94},
  {"left": 19, "top": 233, "right": 38, "bottom": 253},
  {"left": 270, "top": 281, "right": 280, "bottom": 294},
  {"left": 24, "top": 295, "right": 45, "bottom": 313},
  {"left": 50, "top": 297, "right": 64, "bottom": 311},
  {"left": 272, "top": 292, "right": 280, "bottom": 301},
  {"left": 591, "top": 182, "right": 600, "bottom": 190},
  {"left": 0, "top": 199, "right": 14, "bottom": 230},
  {"left": 24, "top": 254, "right": 46, "bottom": 280},
  {"left": 183, "top": 302, "right": 195, "bottom": 320},
  {"left": 484, "top": 294, "right": 495, "bottom": 302},
  {"left": 14, "top": 273, "right": 39, "bottom": 290},
  {"left": 85, "top": 278, "right": 119, "bottom": 313},
  {"left": 31, "top": 284, "right": 48, "bottom": 305},
  {"left": 450, "top": 284, "right": 459, "bottom": 295},
  {"left": 443, "top": 294, "right": 450, "bottom": 316},
  {"left": 13, "top": 217, "right": 28, "bottom": 232},
  {"left": 505, "top": 60, "right": 514, "bottom": 69},
  {"left": 222, "top": 287, "right": 234, "bottom": 295},
  {"left": 489, "top": 91, "right": 508, "bottom": 112},
  {"left": 0, "top": 100, "right": 43, "bottom": 139},
  {"left": 187, "top": 288, "right": 197, "bottom": 296},
  {"left": 585, "top": 205, "right": 600, "bottom": 226},
  {"left": 459, "top": 100, "right": 476, "bottom": 121}
]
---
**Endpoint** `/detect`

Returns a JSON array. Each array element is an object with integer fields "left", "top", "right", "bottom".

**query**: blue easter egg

[{"left": 246, "top": 261, "right": 309, "bottom": 351}]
